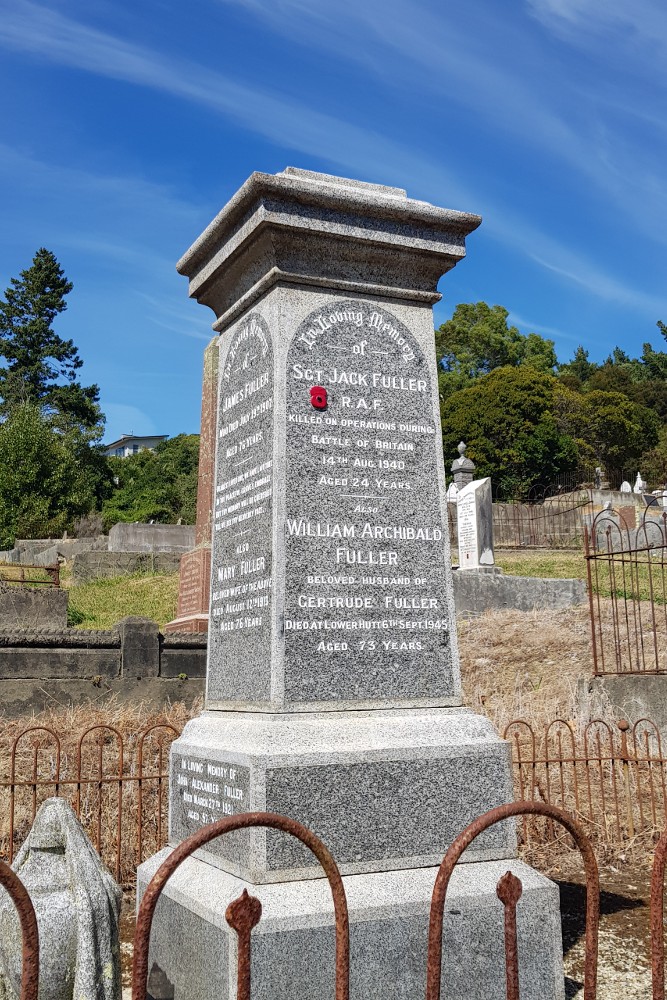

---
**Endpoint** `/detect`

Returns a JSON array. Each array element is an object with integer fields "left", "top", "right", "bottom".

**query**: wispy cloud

[
  {"left": 1, "top": 2, "right": 665, "bottom": 321},
  {"left": 527, "top": 0, "right": 667, "bottom": 59},
  {"left": 221, "top": 0, "right": 667, "bottom": 249},
  {"left": 508, "top": 311, "right": 576, "bottom": 342}
]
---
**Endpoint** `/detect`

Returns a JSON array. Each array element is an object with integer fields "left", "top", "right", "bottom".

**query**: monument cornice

[{"left": 176, "top": 167, "right": 482, "bottom": 329}]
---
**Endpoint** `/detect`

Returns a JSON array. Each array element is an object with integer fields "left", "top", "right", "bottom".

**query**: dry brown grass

[
  {"left": 0, "top": 696, "right": 201, "bottom": 884},
  {"left": 458, "top": 603, "right": 594, "bottom": 731}
]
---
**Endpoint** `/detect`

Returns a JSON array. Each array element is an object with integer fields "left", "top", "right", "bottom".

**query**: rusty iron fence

[
  {"left": 493, "top": 488, "right": 594, "bottom": 549},
  {"left": 0, "top": 564, "right": 60, "bottom": 587},
  {"left": 448, "top": 489, "right": 594, "bottom": 550},
  {"left": 0, "top": 723, "right": 179, "bottom": 885},
  {"left": 0, "top": 801, "right": 605, "bottom": 1000},
  {"left": 504, "top": 717, "right": 667, "bottom": 847},
  {"left": 584, "top": 507, "right": 667, "bottom": 675}
]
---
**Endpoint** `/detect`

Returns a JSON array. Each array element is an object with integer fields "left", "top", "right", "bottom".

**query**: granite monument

[{"left": 138, "top": 168, "right": 563, "bottom": 999}]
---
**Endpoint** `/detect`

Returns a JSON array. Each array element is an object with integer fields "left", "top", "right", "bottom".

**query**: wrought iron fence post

[{"left": 617, "top": 720, "right": 635, "bottom": 839}]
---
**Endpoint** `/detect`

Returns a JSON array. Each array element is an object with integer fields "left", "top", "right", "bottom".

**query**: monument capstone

[{"left": 138, "top": 168, "right": 563, "bottom": 1000}]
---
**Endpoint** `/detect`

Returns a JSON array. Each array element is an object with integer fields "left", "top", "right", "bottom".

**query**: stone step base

[{"left": 137, "top": 852, "right": 564, "bottom": 1000}]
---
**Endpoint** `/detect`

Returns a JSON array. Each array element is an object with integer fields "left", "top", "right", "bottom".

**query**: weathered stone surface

[
  {"left": 72, "top": 551, "right": 181, "bottom": 584},
  {"left": 453, "top": 571, "right": 586, "bottom": 617},
  {"left": 117, "top": 617, "right": 160, "bottom": 678},
  {"left": 580, "top": 675, "right": 667, "bottom": 737},
  {"left": 177, "top": 167, "right": 481, "bottom": 331},
  {"left": 0, "top": 585, "right": 68, "bottom": 629},
  {"left": 137, "top": 852, "right": 564, "bottom": 1000},
  {"left": 165, "top": 340, "right": 219, "bottom": 635},
  {"left": 0, "top": 799, "right": 121, "bottom": 1000},
  {"left": 195, "top": 340, "right": 220, "bottom": 548},
  {"left": 109, "top": 523, "right": 195, "bottom": 554},
  {"left": 0, "top": 625, "right": 206, "bottom": 716},
  {"left": 204, "top": 293, "right": 461, "bottom": 712}
]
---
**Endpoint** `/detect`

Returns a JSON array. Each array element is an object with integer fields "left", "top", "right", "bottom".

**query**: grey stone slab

[
  {"left": 0, "top": 585, "right": 68, "bottom": 629},
  {"left": 108, "top": 523, "right": 195, "bottom": 553},
  {"left": 137, "top": 852, "right": 564, "bottom": 1000},
  {"left": 71, "top": 551, "right": 181, "bottom": 583},
  {"left": 168, "top": 710, "right": 515, "bottom": 882},
  {"left": 283, "top": 300, "right": 455, "bottom": 704},
  {"left": 456, "top": 477, "right": 494, "bottom": 570},
  {"left": 208, "top": 313, "right": 274, "bottom": 705},
  {"left": 453, "top": 572, "right": 586, "bottom": 618}
]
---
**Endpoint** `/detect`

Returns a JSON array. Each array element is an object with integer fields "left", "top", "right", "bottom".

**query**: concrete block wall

[{"left": 0, "top": 617, "right": 206, "bottom": 716}]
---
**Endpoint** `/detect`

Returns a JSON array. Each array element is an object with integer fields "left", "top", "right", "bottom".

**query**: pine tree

[{"left": 0, "top": 248, "right": 103, "bottom": 436}]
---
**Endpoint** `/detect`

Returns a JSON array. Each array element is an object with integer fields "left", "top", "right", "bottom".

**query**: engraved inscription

[
  {"left": 284, "top": 300, "right": 454, "bottom": 704},
  {"left": 170, "top": 751, "right": 250, "bottom": 852},
  {"left": 209, "top": 313, "right": 273, "bottom": 701}
]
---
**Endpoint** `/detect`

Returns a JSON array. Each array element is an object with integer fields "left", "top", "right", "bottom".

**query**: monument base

[
  {"left": 168, "top": 709, "right": 516, "bottom": 883},
  {"left": 137, "top": 851, "right": 564, "bottom": 1000}
]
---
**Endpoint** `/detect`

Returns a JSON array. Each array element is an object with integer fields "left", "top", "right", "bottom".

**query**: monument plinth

[{"left": 139, "top": 169, "right": 563, "bottom": 1000}]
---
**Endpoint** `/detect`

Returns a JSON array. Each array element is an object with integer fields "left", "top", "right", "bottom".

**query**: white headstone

[
  {"left": 620, "top": 480, "right": 632, "bottom": 493},
  {"left": 634, "top": 473, "right": 646, "bottom": 494},
  {"left": 456, "top": 477, "right": 494, "bottom": 569}
]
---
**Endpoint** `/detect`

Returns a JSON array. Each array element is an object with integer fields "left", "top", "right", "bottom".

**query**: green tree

[
  {"left": 102, "top": 435, "right": 199, "bottom": 528},
  {"left": 0, "top": 404, "right": 109, "bottom": 548},
  {"left": 436, "top": 302, "right": 557, "bottom": 401},
  {"left": 441, "top": 366, "right": 578, "bottom": 498},
  {"left": 0, "top": 249, "right": 103, "bottom": 436},
  {"left": 576, "top": 391, "right": 660, "bottom": 470}
]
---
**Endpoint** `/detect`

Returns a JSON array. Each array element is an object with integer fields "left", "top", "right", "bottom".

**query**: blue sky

[{"left": 0, "top": 0, "right": 665, "bottom": 443}]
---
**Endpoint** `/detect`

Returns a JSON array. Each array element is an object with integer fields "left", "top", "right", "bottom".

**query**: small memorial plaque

[
  {"left": 284, "top": 299, "right": 453, "bottom": 704},
  {"left": 170, "top": 750, "right": 250, "bottom": 861},
  {"left": 208, "top": 313, "right": 274, "bottom": 702}
]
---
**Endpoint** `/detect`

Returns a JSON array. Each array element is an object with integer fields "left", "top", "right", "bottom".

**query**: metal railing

[
  {"left": 584, "top": 507, "right": 667, "bottom": 674},
  {"left": 0, "top": 801, "right": 603, "bottom": 1000},
  {"left": 448, "top": 489, "right": 594, "bottom": 550},
  {"left": 0, "top": 564, "right": 60, "bottom": 587},
  {"left": 1, "top": 723, "right": 179, "bottom": 885},
  {"left": 505, "top": 717, "right": 667, "bottom": 846}
]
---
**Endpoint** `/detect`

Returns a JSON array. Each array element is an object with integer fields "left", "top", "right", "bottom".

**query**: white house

[{"left": 103, "top": 434, "right": 168, "bottom": 458}]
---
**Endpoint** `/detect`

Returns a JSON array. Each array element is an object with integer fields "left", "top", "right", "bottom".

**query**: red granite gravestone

[{"left": 163, "top": 338, "right": 218, "bottom": 633}]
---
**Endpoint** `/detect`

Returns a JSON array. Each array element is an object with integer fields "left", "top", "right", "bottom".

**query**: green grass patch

[
  {"left": 493, "top": 549, "right": 586, "bottom": 580},
  {"left": 64, "top": 571, "right": 179, "bottom": 630}
]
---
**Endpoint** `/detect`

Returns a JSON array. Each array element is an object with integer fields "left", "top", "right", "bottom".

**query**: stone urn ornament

[{"left": 0, "top": 799, "right": 121, "bottom": 1000}]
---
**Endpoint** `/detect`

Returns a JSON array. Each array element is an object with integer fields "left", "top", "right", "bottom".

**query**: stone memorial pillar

[
  {"left": 164, "top": 338, "right": 219, "bottom": 634},
  {"left": 138, "top": 169, "right": 562, "bottom": 1000},
  {"left": 451, "top": 440, "right": 475, "bottom": 491}
]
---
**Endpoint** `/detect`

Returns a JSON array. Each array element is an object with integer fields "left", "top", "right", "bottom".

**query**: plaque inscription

[{"left": 284, "top": 300, "right": 453, "bottom": 704}]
